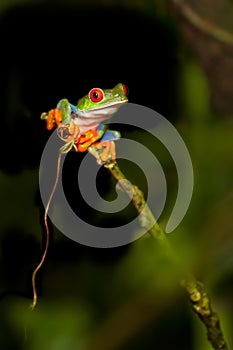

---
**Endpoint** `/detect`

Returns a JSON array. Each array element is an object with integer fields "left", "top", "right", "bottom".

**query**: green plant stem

[{"left": 106, "top": 161, "right": 228, "bottom": 350}]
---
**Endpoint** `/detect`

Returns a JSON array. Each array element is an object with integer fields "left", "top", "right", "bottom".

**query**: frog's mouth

[{"left": 79, "top": 99, "right": 128, "bottom": 115}]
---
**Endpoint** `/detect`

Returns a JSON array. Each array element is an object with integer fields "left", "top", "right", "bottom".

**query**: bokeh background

[{"left": 0, "top": 0, "right": 233, "bottom": 349}]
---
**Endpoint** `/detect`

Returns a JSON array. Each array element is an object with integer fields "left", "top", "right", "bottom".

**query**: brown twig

[
  {"left": 171, "top": 0, "right": 233, "bottom": 46},
  {"left": 105, "top": 161, "right": 228, "bottom": 350}
]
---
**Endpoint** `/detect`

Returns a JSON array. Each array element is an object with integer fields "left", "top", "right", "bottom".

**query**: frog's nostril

[{"left": 122, "top": 83, "right": 129, "bottom": 96}]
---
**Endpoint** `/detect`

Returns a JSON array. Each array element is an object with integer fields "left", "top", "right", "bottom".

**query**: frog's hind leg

[
  {"left": 96, "top": 141, "right": 112, "bottom": 163},
  {"left": 106, "top": 141, "right": 116, "bottom": 162},
  {"left": 88, "top": 129, "right": 120, "bottom": 165},
  {"left": 88, "top": 140, "right": 116, "bottom": 165},
  {"left": 100, "top": 130, "right": 120, "bottom": 162}
]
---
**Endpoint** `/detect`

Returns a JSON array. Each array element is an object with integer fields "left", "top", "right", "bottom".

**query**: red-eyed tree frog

[{"left": 41, "top": 83, "right": 128, "bottom": 164}]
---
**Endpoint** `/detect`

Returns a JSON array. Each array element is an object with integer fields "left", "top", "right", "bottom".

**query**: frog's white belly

[{"left": 74, "top": 102, "right": 126, "bottom": 134}]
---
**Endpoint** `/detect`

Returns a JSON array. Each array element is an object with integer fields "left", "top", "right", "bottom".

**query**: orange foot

[
  {"left": 41, "top": 108, "right": 62, "bottom": 130},
  {"left": 76, "top": 130, "right": 99, "bottom": 152}
]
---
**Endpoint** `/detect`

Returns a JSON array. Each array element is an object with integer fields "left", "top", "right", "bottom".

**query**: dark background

[{"left": 0, "top": 1, "right": 232, "bottom": 349}]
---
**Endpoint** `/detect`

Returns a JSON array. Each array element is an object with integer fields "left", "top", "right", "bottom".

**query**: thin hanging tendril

[{"left": 31, "top": 152, "right": 62, "bottom": 309}]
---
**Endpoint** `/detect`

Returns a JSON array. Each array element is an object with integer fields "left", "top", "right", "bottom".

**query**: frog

[{"left": 41, "top": 83, "right": 128, "bottom": 164}]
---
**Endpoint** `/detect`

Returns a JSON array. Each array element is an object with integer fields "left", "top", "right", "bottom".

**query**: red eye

[
  {"left": 122, "top": 83, "right": 129, "bottom": 96},
  {"left": 89, "top": 88, "right": 104, "bottom": 102}
]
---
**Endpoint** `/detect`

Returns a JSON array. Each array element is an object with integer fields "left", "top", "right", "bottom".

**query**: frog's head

[{"left": 77, "top": 83, "right": 128, "bottom": 113}]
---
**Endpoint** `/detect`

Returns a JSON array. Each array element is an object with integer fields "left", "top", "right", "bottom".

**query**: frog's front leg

[
  {"left": 57, "top": 99, "right": 78, "bottom": 124},
  {"left": 77, "top": 130, "right": 99, "bottom": 152},
  {"left": 41, "top": 108, "right": 62, "bottom": 130},
  {"left": 41, "top": 99, "right": 75, "bottom": 130},
  {"left": 76, "top": 124, "right": 107, "bottom": 152}
]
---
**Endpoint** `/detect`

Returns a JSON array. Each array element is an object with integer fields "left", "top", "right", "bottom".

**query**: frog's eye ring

[
  {"left": 122, "top": 83, "right": 129, "bottom": 96},
  {"left": 89, "top": 88, "right": 104, "bottom": 102}
]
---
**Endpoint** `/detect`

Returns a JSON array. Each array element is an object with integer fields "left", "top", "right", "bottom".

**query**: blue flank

[{"left": 99, "top": 124, "right": 121, "bottom": 141}]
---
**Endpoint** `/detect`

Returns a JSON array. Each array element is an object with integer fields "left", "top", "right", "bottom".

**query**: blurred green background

[{"left": 0, "top": 0, "right": 233, "bottom": 349}]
